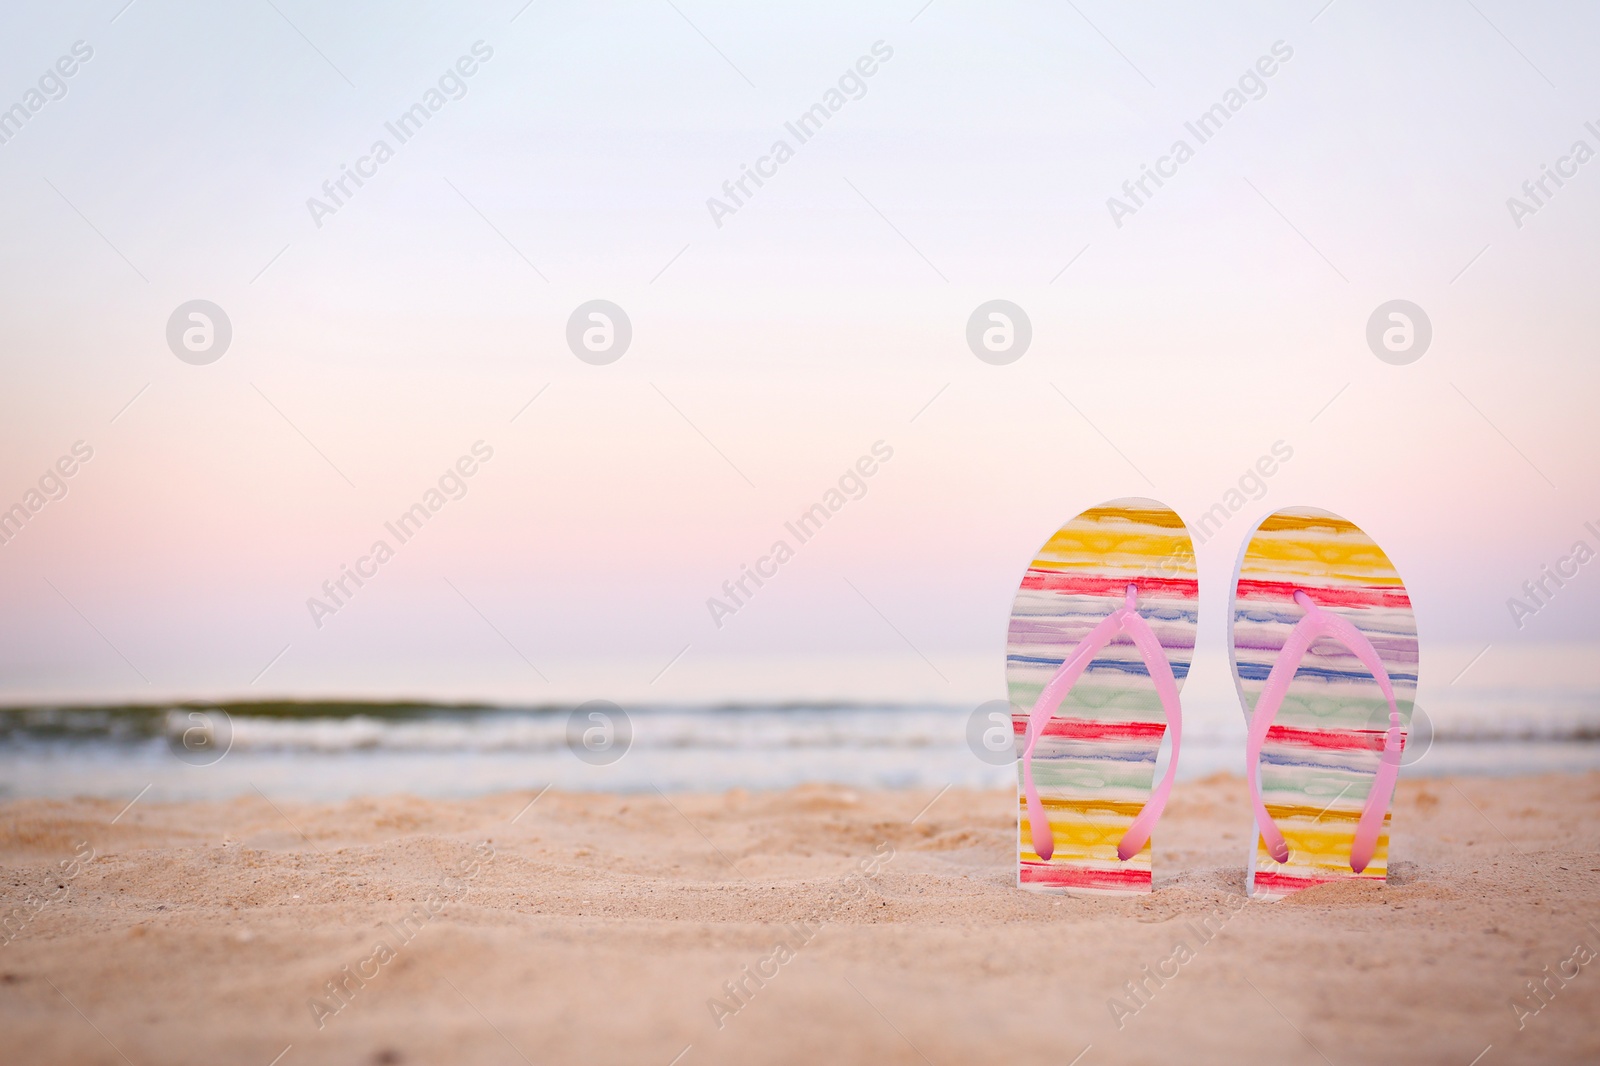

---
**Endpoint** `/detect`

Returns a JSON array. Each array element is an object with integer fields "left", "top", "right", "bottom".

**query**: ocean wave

[
  {"left": 219, "top": 710, "right": 973, "bottom": 753},
  {"left": 0, "top": 698, "right": 1596, "bottom": 752}
]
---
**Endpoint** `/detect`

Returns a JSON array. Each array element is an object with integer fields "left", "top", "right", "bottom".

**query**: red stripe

[
  {"left": 1252, "top": 869, "right": 1380, "bottom": 893},
  {"left": 1020, "top": 862, "right": 1152, "bottom": 889},
  {"left": 1021, "top": 572, "right": 1198, "bottom": 599},
  {"left": 1236, "top": 579, "right": 1411, "bottom": 610},
  {"left": 1013, "top": 718, "right": 1167, "bottom": 742},
  {"left": 1264, "top": 725, "right": 1389, "bottom": 752},
  {"left": 1252, "top": 870, "right": 1331, "bottom": 892}
]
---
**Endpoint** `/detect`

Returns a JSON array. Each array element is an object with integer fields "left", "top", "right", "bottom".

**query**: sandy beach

[{"left": 2, "top": 772, "right": 1597, "bottom": 1065}]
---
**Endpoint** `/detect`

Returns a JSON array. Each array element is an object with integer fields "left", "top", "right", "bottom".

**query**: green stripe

[
  {"left": 1006, "top": 681, "right": 1169, "bottom": 722},
  {"left": 1024, "top": 756, "right": 1158, "bottom": 794}
]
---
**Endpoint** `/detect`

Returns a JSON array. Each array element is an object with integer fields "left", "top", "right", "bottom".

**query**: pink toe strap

[
  {"left": 1022, "top": 584, "right": 1183, "bottom": 863},
  {"left": 1246, "top": 590, "right": 1404, "bottom": 874}
]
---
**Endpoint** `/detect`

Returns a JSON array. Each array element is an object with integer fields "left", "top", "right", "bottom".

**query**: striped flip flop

[
  {"left": 1007, "top": 499, "right": 1198, "bottom": 896},
  {"left": 1230, "top": 506, "right": 1419, "bottom": 900}
]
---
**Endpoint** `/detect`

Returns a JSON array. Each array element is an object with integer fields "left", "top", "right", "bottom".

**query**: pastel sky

[{"left": 1, "top": 1, "right": 1596, "bottom": 706}]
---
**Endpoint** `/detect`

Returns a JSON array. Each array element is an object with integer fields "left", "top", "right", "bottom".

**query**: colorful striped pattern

[
  {"left": 1007, "top": 499, "right": 1198, "bottom": 896},
  {"left": 1230, "top": 507, "right": 1418, "bottom": 900}
]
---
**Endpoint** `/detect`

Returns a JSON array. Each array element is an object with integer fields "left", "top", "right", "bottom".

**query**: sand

[{"left": 2, "top": 773, "right": 1598, "bottom": 1065}]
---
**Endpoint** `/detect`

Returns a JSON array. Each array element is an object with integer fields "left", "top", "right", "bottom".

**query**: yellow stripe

[
  {"left": 1034, "top": 531, "right": 1194, "bottom": 571},
  {"left": 1020, "top": 815, "right": 1152, "bottom": 863},
  {"left": 1263, "top": 804, "right": 1362, "bottom": 825},
  {"left": 1081, "top": 506, "right": 1188, "bottom": 529},
  {"left": 1257, "top": 512, "right": 1363, "bottom": 534},
  {"left": 1021, "top": 795, "right": 1146, "bottom": 818},
  {"left": 1239, "top": 534, "right": 1403, "bottom": 585},
  {"left": 1259, "top": 840, "right": 1388, "bottom": 875},
  {"left": 1255, "top": 818, "right": 1390, "bottom": 873}
]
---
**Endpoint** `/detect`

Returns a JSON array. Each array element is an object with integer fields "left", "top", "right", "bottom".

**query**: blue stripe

[
  {"left": 1020, "top": 605, "right": 1201, "bottom": 625},
  {"left": 1008, "top": 655, "right": 1191, "bottom": 681},
  {"left": 1234, "top": 606, "right": 1415, "bottom": 636},
  {"left": 1260, "top": 750, "right": 1381, "bottom": 774},
  {"left": 1029, "top": 747, "right": 1158, "bottom": 765},
  {"left": 1235, "top": 661, "right": 1417, "bottom": 685}
]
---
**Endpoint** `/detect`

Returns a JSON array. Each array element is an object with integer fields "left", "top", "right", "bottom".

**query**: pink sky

[{"left": 1, "top": 1, "right": 1596, "bottom": 705}]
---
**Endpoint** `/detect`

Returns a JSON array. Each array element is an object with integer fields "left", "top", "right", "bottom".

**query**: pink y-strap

[
  {"left": 1021, "top": 584, "right": 1184, "bottom": 863},
  {"left": 1245, "top": 590, "right": 1404, "bottom": 874}
]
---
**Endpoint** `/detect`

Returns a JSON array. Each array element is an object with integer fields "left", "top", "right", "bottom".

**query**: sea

[{"left": 1, "top": 686, "right": 1597, "bottom": 802}]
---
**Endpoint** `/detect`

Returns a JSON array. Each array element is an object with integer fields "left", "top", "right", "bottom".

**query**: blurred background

[{"left": 1, "top": 0, "right": 1596, "bottom": 798}]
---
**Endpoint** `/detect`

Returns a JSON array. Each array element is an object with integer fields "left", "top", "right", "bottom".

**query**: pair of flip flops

[{"left": 1006, "top": 498, "right": 1417, "bottom": 900}]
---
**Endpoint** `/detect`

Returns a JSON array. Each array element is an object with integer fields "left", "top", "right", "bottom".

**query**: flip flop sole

[
  {"left": 1230, "top": 507, "right": 1419, "bottom": 900},
  {"left": 1007, "top": 498, "right": 1198, "bottom": 896}
]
